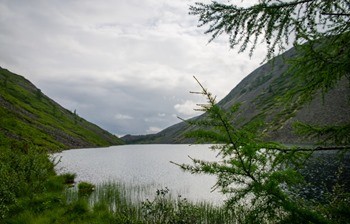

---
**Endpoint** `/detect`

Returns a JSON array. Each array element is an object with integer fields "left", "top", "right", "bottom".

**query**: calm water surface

[{"left": 55, "top": 144, "right": 226, "bottom": 204}]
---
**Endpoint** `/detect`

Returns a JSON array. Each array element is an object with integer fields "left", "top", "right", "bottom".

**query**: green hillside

[
  {"left": 122, "top": 47, "right": 350, "bottom": 144},
  {"left": 0, "top": 67, "right": 123, "bottom": 151}
]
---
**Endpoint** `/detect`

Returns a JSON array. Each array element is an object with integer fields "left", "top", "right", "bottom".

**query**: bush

[
  {"left": 0, "top": 162, "right": 16, "bottom": 219},
  {"left": 44, "top": 175, "right": 65, "bottom": 192},
  {"left": 78, "top": 182, "right": 95, "bottom": 197},
  {"left": 60, "top": 172, "right": 76, "bottom": 185},
  {"left": 0, "top": 143, "right": 56, "bottom": 220}
]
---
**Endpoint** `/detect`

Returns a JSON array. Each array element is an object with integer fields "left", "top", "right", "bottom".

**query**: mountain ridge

[
  {"left": 0, "top": 66, "right": 123, "bottom": 151},
  {"left": 122, "top": 47, "right": 350, "bottom": 144}
]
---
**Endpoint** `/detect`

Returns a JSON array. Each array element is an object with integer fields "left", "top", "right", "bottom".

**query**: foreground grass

[
  {"left": 1, "top": 142, "right": 349, "bottom": 223},
  {"left": 0, "top": 142, "right": 236, "bottom": 223},
  {"left": 6, "top": 179, "right": 350, "bottom": 224},
  {"left": 6, "top": 181, "right": 237, "bottom": 224}
]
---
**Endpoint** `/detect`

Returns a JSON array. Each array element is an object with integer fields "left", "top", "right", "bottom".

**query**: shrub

[
  {"left": 78, "top": 182, "right": 95, "bottom": 197},
  {"left": 63, "top": 199, "right": 90, "bottom": 222},
  {"left": 60, "top": 172, "right": 76, "bottom": 185},
  {"left": 0, "top": 143, "right": 56, "bottom": 220}
]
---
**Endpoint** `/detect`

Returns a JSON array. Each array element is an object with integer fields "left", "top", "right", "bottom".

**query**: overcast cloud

[{"left": 0, "top": 0, "right": 265, "bottom": 136}]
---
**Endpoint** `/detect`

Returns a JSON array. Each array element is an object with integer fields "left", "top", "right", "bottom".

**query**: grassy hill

[
  {"left": 0, "top": 67, "right": 123, "bottom": 151},
  {"left": 122, "top": 47, "right": 350, "bottom": 144}
]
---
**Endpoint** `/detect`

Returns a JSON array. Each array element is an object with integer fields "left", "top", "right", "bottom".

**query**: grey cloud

[{"left": 0, "top": 0, "right": 265, "bottom": 136}]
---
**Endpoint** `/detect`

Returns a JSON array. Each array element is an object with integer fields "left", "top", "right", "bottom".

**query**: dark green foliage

[
  {"left": 177, "top": 78, "right": 349, "bottom": 223},
  {"left": 0, "top": 142, "right": 138, "bottom": 223},
  {"left": 321, "top": 184, "right": 350, "bottom": 223},
  {"left": 189, "top": 0, "right": 350, "bottom": 59},
  {"left": 189, "top": 0, "right": 350, "bottom": 146},
  {"left": 60, "top": 172, "right": 77, "bottom": 185},
  {"left": 78, "top": 181, "right": 95, "bottom": 197},
  {"left": 187, "top": 6, "right": 350, "bottom": 223},
  {"left": 35, "top": 89, "right": 43, "bottom": 100},
  {"left": 294, "top": 122, "right": 350, "bottom": 145},
  {"left": 64, "top": 199, "right": 90, "bottom": 221},
  {"left": 0, "top": 142, "right": 59, "bottom": 220},
  {"left": 45, "top": 175, "right": 67, "bottom": 192},
  {"left": 0, "top": 144, "right": 54, "bottom": 195},
  {"left": 286, "top": 33, "right": 350, "bottom": 102}
]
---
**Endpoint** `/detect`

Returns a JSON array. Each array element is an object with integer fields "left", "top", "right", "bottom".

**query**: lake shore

[{"left": 298, "top": 150, "right": 350, "bottom": 200}]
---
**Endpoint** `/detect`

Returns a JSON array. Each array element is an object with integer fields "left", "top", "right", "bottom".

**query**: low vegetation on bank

[
  {"left": 1, "top": 140, "right": 349, "bottom": 223},
  {"left": 0, "top": 141, "right": 236, "bottom": 223}
]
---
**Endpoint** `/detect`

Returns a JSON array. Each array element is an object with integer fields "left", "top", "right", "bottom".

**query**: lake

[{"left": 54, "top": 144, "right": 226, "bottom": 204}]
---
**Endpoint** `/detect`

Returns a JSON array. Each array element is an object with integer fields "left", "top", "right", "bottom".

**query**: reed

[{"left": 63, "top": 181, "right": 239, "bottom": 223}]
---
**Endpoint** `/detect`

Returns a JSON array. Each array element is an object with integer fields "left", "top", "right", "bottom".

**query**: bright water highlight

[{"left": 55, "top": 144, "right": 226, "bottom": 204}]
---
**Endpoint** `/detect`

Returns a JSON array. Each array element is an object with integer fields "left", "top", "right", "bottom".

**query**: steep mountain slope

[
  {"left": 123, "top": 47, "right": 350, "bottom": 144},
  {"left": 0, "top": 67, "right": 123, "bottom": 151}
]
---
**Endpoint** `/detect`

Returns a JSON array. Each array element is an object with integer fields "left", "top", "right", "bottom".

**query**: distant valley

[
  {"left": 2, "top": 46, "right": 349, "bottom": 148},
  {"left": 122, "top": 47, "right": 350, "bottom": 144}
]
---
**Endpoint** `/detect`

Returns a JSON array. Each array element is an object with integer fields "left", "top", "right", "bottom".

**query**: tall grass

[
  {"left": 0, "top": 141, "right": 238, "bottom": 223},
  {"left": 3, "top": 142, "right": 348, "bottom": 223},
  {"left": 64, "top": 181, "right": 238, "bottom": 223}
]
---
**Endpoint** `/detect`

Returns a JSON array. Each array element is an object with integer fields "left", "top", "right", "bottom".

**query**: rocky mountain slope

[
  {"left": 0, "top": 67, "right": 123, "bottom": 151},
  {"left": 122, "top": 47, "right": 350, "bottom": 144}
]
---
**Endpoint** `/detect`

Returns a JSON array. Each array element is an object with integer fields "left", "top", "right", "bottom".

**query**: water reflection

[{"left": 55, "top": 144, "right": 226, "bottom": 204}]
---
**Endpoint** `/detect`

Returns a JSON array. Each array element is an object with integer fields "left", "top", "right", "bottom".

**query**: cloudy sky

[{"left": 0, "top": 0, "right": 266, "bottom": 136}]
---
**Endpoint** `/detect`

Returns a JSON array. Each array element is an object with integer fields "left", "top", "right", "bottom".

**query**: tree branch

[
  {"left": 273, "top": 145, "right": 350, "bottom": 152},
  {"left": 321, "top": 12, "right": 350, "bottom": 16}
]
